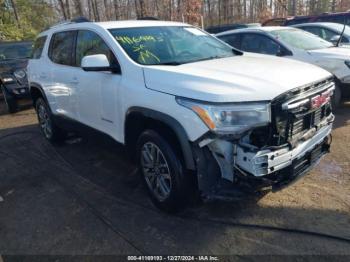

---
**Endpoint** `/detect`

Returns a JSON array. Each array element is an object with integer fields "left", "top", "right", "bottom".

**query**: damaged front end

[{"left": 181, "top": 78, "right": 335, "bottom": 200}]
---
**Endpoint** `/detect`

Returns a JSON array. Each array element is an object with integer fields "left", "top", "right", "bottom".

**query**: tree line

[{"left": 1, "top": 0, "right": 350, "bottom": 41}]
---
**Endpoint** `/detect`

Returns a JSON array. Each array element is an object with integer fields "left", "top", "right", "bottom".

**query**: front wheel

[
  {"left": 1, "top": 86, "right": 17, "bottom": 113},
  {"left": 137, "top": 130, "right": 192, "bottom": 212},
  {"left": 35, "top": 97, "right": 65, "bottom": 143}
]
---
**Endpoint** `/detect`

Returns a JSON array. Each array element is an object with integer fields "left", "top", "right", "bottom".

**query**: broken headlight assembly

[{"left": 176, "top": 97, "right": 271, "bottom": 135}]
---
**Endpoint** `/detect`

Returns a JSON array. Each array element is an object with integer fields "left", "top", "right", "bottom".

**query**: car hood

[
  {"left": 143, "top": 53, "right": 332, "bottom": 103},
  {"left": 308, "top": 47, "right": 350, "bottom": 60},
  {"left": 0, "top": 58, "right": 28, "bottom": 75}
]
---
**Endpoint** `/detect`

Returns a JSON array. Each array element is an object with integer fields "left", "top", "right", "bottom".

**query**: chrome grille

[
  {"left": 271, "top": 78, "right": 334, "bottom": 147},
  {"left": 314, "top": 108, "right": 322, "bottom": 125},
  {"left": 291, "top": 118, "right": 304, "bottom": 137}
]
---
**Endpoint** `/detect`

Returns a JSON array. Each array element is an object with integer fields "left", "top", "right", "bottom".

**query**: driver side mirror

[{"left": 82, "top": 54, "right": 121, "bottom": 74}]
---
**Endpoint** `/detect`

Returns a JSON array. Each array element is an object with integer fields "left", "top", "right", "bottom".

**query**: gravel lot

[{"left": 0, "top": 99, "right": 349, "bottom": 257}]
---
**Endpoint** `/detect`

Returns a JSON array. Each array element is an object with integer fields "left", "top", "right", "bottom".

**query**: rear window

[
  {"left": 49, "top": 31, "right": 76, "bottom": 65},
  {"left": 0, "top": 42, "right": 32, "bottom": 60},
  {"left": 31, "top": 36, "right": 47, "bottom": 59}
]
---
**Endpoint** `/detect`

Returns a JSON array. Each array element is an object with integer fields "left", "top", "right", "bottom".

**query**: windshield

[
  {"left": 109, "top": 26, "right": 235, "bottom": 65},
  {"left": 270, "top": 29, "right": 333, "bottom": 50},
  {"left": 0, "top": 42, "right": 32, "bottom": 60}
]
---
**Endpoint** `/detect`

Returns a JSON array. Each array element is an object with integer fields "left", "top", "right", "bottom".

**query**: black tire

[
  {"left": 137, "top": 129, "right": 192, "bottom": 212},
  {"left": 1, "top": 85, "right": 17, "bottom": 113},
  {"left": 35, "top": 97, "right": 65, "bottom": 143}
]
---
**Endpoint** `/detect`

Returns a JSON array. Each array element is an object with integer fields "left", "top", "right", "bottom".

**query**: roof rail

[{"left": 49, "top": 16, "right": 91, "bottom": 29}]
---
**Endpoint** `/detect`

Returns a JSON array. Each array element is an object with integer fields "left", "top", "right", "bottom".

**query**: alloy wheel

[
  {"left": 141, "top": 142, "right": 172, "bottom": 202},
  {"left": 37, "top": 104, "right": 52, "bottom": 139}
]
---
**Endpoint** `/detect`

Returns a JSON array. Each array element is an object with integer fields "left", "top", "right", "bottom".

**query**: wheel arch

[
  {"left": 125, "top": 107, "right": 196, "bottom": 170},
  {"left": 29, "top": 82, "right": 49, "bottom": 108}
]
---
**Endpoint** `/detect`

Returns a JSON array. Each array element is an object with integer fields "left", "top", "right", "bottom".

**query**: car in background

[
  {"left": 262, "top": 17, "right": 288, "bottom": 26},
  {"left": 263, "top": 11, "right": 350, "bottom": 26},
  {"left": 0, "top": 41, "right": 32, "bottom": 113},
  {"left": 216, "top": 27, "right": 350, "bottom": 106},
  {"left": 263, "top": 16, "right": 314, "bottom": 26},
  {"left": 205, "top": 23, "right": 260, "bottom": 34},
  {"left": 291, "top": 22, "right": 350, "bottom": 45}
]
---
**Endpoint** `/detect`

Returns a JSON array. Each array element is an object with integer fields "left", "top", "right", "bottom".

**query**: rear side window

[
  {"left": 31, "top": 36, "right": 47, "bottom": 59},
  {"left": 75, "top": 30, "right": 118, "bottom": 67},
  {"left": 49, "top": 31, "right": 76, "bottom": 65},
  {"left": 241, "top": 34, "right": 280, "bottom": 55},
  {"left": 218, "top": 34, "right": 241, "bottom": 49}
]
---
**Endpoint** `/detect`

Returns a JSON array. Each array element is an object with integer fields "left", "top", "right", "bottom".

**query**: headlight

[
  {"left": 2, "top": 77, "right": 14, "bottom": 83},
  {"left": 13, "top": 69, "right": 26, "bottom": 79},
  {"left": 176, "top": 98, "right": 271, "bottom": 134}
]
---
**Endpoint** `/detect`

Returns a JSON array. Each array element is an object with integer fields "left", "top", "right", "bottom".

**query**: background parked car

[
  {"left": 205, "top": 23, "right": 260, "bottom": 34},
  {"left": 263, "top": 11, "right": 350, "bottom": 27},
  {"left": 216, "top": 27, "right": 350, "bottom": 106},
  {"left": 291, "top": 22, "right": 350, "bottom": 45},
  {"left": 0, "top": 41, "right": 32, "bottom": 113}
]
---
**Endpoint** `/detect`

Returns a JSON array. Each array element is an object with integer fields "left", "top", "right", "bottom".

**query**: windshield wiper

[
  {"left": 182, "top": 55, "right": 228, "bottom": 64},
  {"left": 147, "top": 61, "right": 183, "bottom": 66}
]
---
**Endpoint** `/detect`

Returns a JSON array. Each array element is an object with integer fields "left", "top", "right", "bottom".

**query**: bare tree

[
  {"left": 9, "top": 0, "right": 21, "bottom": 28},
  {"left": 72, "top": 0, "right": 83, "bottom": 17}
]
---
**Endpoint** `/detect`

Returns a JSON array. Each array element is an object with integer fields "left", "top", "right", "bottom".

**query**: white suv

[{"left": 28, "top": 20, "right": 335, "bottom": 212}]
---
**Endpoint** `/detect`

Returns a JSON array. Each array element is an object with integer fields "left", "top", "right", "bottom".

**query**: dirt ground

[{"left": 0, "top": 98, "right": 349, "bottom": 258}]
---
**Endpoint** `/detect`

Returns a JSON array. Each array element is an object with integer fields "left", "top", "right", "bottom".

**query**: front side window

[
  {"left": 109, "top": 26, "right": 235, "bottom": 65},
  {"left": 76, "top": 30, "right": 118, "bottom": 67},
  {"left": 241, "top": 34, "right": 280, "bottom": 55},
  {"left": 302, "top": 27, "right": 323, "bottom": 37},
  {"left": 0, "top": 42, "right": 32, "bottom": 60},
  {"left": 32, "top": 36, "right": 47, "bottom": 59},
  {"left": 321, "top": 28, "right": 339, "bottom": 41},
  {"left": 218, "top": 34, "right": 241, "bottom": 49},
  {"left": 49, "top": 31, "right": 76, "bottom": 65},
  {"left": 270, "top": 28, "right": 333, "bottom": 50}
]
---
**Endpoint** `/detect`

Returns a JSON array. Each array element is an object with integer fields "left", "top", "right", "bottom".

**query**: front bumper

[
  {"left": 235, "top": 122, "right": 333, "bottom": 178},
  {"left": 236, "top": 133, "right": 331, "bottom": 191},
  {"left": 3, "top": 82, "right": 30, "bottom": 99},
  {"left": 196, "top": 119, "right": 333, "bottom": 198}
]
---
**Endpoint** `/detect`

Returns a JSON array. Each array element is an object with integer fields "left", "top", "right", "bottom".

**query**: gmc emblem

[{"left": 311, "top": 90, "right": 332, "bottom": 109}]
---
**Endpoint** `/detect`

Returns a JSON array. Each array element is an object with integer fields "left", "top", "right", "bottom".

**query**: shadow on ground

[{"left": 0, "top": 124, "right": 349, "bottom": 255}]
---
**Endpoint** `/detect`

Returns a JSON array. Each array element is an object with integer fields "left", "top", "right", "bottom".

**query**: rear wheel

[
  {"left": 35, "top": 97, "right": 65, "bottom": 143},
  {"left": 1, "top": 85, "right": 17, "bottom": 113},
  {"left": 137, "top": 130, "right": 192, "bottom": 212}
]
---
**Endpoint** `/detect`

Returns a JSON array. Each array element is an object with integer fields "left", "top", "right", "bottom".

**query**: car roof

[
  {"left": 39, "top": 20, "right": 189, "bottom": 36},
  {"left": 292, "top": 22, "right": 346, "bottom": 29},
  {"left": 215, "top": 26, "right": 292, "bottom": 36},
  {"left": 95, "top": 20, "right": 187, "bottom": 29}
]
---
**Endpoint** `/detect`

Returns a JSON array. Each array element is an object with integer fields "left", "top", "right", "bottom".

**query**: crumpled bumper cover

[
  {"left": 234, "top": 123, "right": 332, "bottom": 191},
  {"left": 235, "top": 123, "right": 333, "bottom": 177}
]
